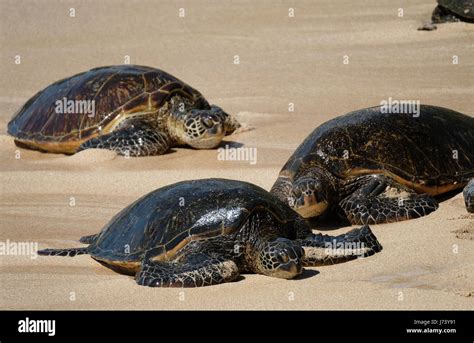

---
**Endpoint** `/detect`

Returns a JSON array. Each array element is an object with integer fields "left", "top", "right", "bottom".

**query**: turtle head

[
  {"left": 255, "top": 238, "right": 304, "bottom": 279},
  {"left": 177, "top": 105, "right": 227, "bottom": 149},
  {"left": 290, "top": 176, "right": 330, "bottom": 219}
]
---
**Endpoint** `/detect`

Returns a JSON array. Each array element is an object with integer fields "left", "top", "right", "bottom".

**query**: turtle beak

[
  {"left": 272, "top": 244, "right": 305, "bottom": 279},
  {"left": 273, "top": 261, "right": 303, "bottom": 279},
  {"left": 294, "top": 191, "right": 328, "bottom": 218},
  {"left": 303, "top": 192, "right": 317, "bottom": 207}
]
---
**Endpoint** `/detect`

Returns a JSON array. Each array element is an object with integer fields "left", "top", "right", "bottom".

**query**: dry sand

[{"left": 0, "top": 0, "right": 473, "bottom": 310}]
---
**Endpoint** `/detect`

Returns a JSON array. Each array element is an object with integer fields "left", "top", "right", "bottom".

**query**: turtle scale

[
  {"left": 8, "top": 65, "right": 206, "bottom": 146},
  {"left": 87, "top": 179, "right": 298, "bottom": 265},
  {"left": 282, "top": 105, "right": 474, "bottom": 191}
]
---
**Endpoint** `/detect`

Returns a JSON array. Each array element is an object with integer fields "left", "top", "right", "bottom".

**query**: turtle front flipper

[
  {"left": 78, "top": 121, "right": 170, "bottom": 157},
  {"left": 463, "top": 179, "right": 474, "bottom": 213},
  {"left": 339, "top": 175, "right": 438, "bottom": 225},
  {"left": 136, "top": 253, "right": 240, "bottom": 287},
  {"left": 298, "top": 225, "right": 382, "bottom": 266}
]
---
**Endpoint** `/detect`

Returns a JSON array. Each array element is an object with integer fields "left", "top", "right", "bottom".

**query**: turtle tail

[{"left": 38, "top": 247, "right": 88, "bottom": 257}]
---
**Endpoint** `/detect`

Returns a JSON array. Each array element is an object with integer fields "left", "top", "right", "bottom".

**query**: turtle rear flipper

[
  {"left": 136, "top": 253, "right": 240, "bottom": 288},
  {"left": 38, "top": 247, "right": 88, "bottom": 257},
  {"left": 78, "top": 120, "right": 170, "bottom": 157},
  {"left": 339, "top": 175, "right": 438, "bottom": 225},
  {"left": 79, "top": 233, "right": 99, "bottom": 244},
  {"left": 463, "top": 179, "right": 474, "bottom": 213},
  {"left": 298, "top": 225, "right": 382, "bottom": 266}
]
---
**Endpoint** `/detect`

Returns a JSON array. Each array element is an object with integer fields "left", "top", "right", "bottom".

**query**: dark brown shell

[
  {"left": 8, "top": 65, "right": 208, "bottom": 144},
  {"left": 280, "top": 105, "right": 474, "bottom": 187},
  {"left": 86, "top": 179, "right": 301, "bottom": 263}
]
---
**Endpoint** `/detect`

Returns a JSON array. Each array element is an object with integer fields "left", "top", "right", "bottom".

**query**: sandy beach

[{"left": 0, "top": 0, "right": 473, "bottom": 310}]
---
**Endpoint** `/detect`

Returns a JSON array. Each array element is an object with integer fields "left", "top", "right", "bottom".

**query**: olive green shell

[
  {"left": 87, "top": 179, "right": 300, "bottom": 263},
  {"left": 280, "top": 105, "right": 474, "bottom": 187},
  {"left": 7, "top": 65, "right": 208, "bottom": 143},
  {"left": 438, "top": 0, "right": 474, "bottom": 19}
]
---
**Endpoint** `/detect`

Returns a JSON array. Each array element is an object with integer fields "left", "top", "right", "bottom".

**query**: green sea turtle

[
  {"left": 38, "top": 179, "right": 382, "bottom": 287},
  {"left": 418, "top": 0, "right": 474, "bottom": 31},
  {"left": 8, "top": 65, "right": 240, "bottom": 156},
  {"left": 271, "top": 105, "right": 474, "bottom": 225}
]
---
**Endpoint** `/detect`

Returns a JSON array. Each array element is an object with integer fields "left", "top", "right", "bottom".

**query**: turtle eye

[{"left": 201, "top": 116, "right": 215, "bottom": 128}]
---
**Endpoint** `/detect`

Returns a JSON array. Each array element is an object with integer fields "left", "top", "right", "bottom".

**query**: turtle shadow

[
  {"left": 295, "top": 269, "right": 319, "bottom": 280},
  {"left": 236, "top": 269, "right": 319, "bottom": 283},
  {"left": 161, "top": 148, "right": 178, "bottom": 155},
  {"left": 308, "top": 214, "right": 351, "bottom": 231},
  {"left": 235, "top": 275, "right": 246, "bottom": 283},
  {"left": 436, "top": 188, "right": 463, "bottom": 202}
]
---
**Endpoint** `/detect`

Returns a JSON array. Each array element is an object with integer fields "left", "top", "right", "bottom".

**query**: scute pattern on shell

[
  {"left": 8, "top": 65, "right": 206, "bottom": 143},
  {"left": 86, "top": 179, "right": 300, "bottom": 263},
  {"left": 280, "top": 105, "right": 474, "bottom": 187}
]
